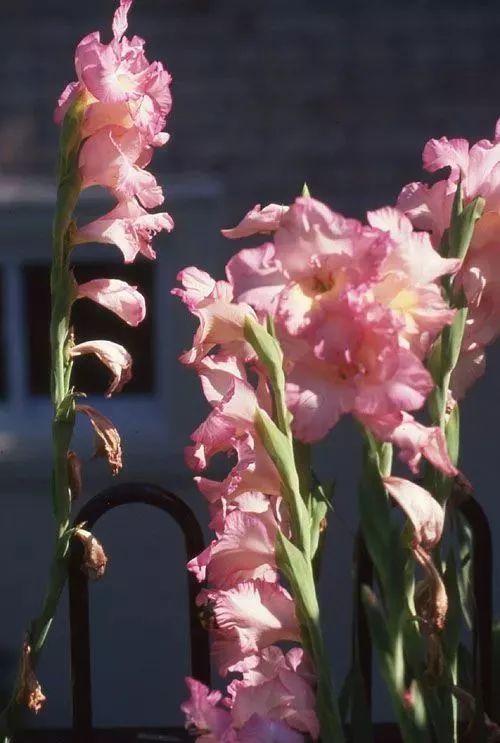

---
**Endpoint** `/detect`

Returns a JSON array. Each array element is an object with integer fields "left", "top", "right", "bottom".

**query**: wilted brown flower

[
  {"left": 76, "top": 404, "right": 122, "bottom": 475},
  {"left": 17, "top": 642, "right": 46, "bottom": 714},
  {"left": 75, "top": 528, "right": 108, "bottom": 580}
]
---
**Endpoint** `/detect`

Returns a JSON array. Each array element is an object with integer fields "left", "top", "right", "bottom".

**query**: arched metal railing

[{"left": 68, "top": 482, "right": 210, "bottom": 739}]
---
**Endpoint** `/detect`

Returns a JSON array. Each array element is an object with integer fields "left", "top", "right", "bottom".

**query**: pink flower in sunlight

[
  {"left": 75, "top": 199, "right": 173, "bottom": 263},
  {"left": 226, "top": 244, "right": 286, "bottom": 315},
  {"left": 363, "top": 411, "right": 457, "bottom": 477},
  {"left": 189, "top": 378, "right": 264, "bottom": 467},
  {"left": 366, "top": 207, "right": 458, "bottom": 357},
  {"left": 398, "top": 120, "right": 500, "bottom": 392},
  {"left": 79, "top": 125, "right": 164, "bottom": 208},
  {"left": 228, "top": 647, "right": 319, "bottom": 739},
  {"left": 211, "top": 580, "right": 300, "bottom": 656},
  {"left": 70, "top": 340, "right": 132, "bottom": 396},
  {"left": 181, "top": 678, "right": 233, "bottom": 743},
  {"left": 237, "top": 715, "right": 304, "bottom": 742},
  {"left": 222, "top": 203, "right": 289, "bottom": 239},
  {"left": 188, "top": 509, "right": 279, "bottom": 588},
  {"left": 173, "top": 267, "right": 256, "bottom": 365},
  {"left": 285, "top": 293, "right": 433, "bottom": 443},
  {"left": 55, "top": 0, "right": 172, "bottom": 140},
  {"left": 194, "top": 433, "right": 282, "bottom": 505},
  {"left": 77, "top": 278, "right": 146, "bottom": 326}
]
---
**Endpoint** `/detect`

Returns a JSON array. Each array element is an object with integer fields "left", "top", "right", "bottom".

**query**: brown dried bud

[
  {"left": 451, "top": 471, "right": 474, "bottom": 507},
  {"left": 75, "top": 528, "right": 108, "bottom": 580},
  {"left": 67, "top": 450, "right": 83, "bottom": 500},
  {"left": 76, "top": 404, "right": 122, "bottom": 475},
  {"left": 17, "top": 642, "right": 46, "bottom": 714}
]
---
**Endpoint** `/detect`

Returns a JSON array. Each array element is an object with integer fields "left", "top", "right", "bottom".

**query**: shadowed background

[{"left": 0, "top": 0, "right": 498, "bottom": 730}]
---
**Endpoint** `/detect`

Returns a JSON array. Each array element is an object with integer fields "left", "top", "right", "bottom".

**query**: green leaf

[
  {"left": 255, "top": 408, "right": 310, "bottom": 551},
  {"left": 244, "top": 316, "right": 283, "bottom": 376},
  {"left": 441, "top": 309, "right": 468, "bottom": 374},
  {"left": 302, "top": 182, "right": 311, "bottom": 197},
  {"left": 276, "top": 532, "right": 345, "bottom": 742},
  {"left": 448, "top": 194, "right": 485, "bottom": 262}
]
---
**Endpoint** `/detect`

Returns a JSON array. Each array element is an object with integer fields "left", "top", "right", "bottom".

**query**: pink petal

[
  {"left": 422, "top": 137, "right": 470, "bottom": 178},
  {"left": 188, "top": 510, "right": 278, "bottom": 588},
  {"left": 54, "top": 81, "right": 83, "bottom": 125},
  {"left": 222, "top": 204, "right": 288, "bottom": 239},
  {"left": 112, "top": 0, "right": 133, "bottom": 40},
  {"left": 226, "top": 243, "right": 286, "bottom": 314},
  {"left": 77, "top": 278, "right": 146, "bottom": 326},
  {"left": 237, "top": 715, "right": 304, "bottom": 743},
  {"left": 70, "top": 340, "right": 132, "bottom": 396},
  {"left": 383, "top": 476, "right": 444, "bottom": 550},
  {"left": 79, "top": 126, "right": 164, "bottom": 208},
  {"left": 75, "top": 199, "right": 173, "bottom": 263},
  {"left": 212, "top": 581, "right": 300, "bottom": 656},
  {"left": 181, "top": 678, "right": 232, "bottom": 740}
]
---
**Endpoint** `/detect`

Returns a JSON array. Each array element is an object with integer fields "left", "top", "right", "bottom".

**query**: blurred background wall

[{"left": 0, "top": 0, "right": 498, "bottom": 730}]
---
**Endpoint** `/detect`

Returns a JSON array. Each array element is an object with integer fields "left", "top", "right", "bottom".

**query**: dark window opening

[{"left": 23, "top": 261, "right": 155, "bottom": 397}]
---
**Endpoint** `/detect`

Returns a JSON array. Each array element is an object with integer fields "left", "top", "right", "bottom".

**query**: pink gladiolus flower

[
  {"left": 228, "top": 647, "right": 319, "bottom": 739},
  {"left": 398, "top": 120, "right": 500, "bottom": 393},
  {"left": 77, "top": 278, "right": 146, "bottom": 326},
  {"left": 222, "top": 204, "right": 289, "bottom": 239},
  {"left": 211, "top": 580, "right": 300, "bottom": 657},
  {"left": 70, "top": 340, "right": 132, "bottom": 397},
  {"left": 189, "top": 378, "right": 262, "bottom": 465},
  {"left": 75, "top": 199, "right": 173, "bottom": 263},
  {"left": 226, "top": 244, "right": 286, "bottom": 315},
  {"left": 79, "top": 126, "right": 164, "bottom": 208},
  {"left": 194, "top": 433, "right": 282, "bottom": 506},
  {"left": 188, "top": 509, "right": 279, "bottom": 587},
  {"left": 366, "top": 207, "right": 458, "bottom": 356},
  {"left": 362, "top": 411, "right": 457, "bottom": 477},
  {"left": 173, "top": 267, "right": 256, "bottom": 365},
  {"left": 237, "top": 715, "right": 304, "bottom": 742},
  {"left": 285, "top": 293, "right": 433, "bottom": 443},
  {"left": 181, "top": 678, "right": 233, "bottom": 743},
  {"left": 55, "top": 0, "right": 172, "bottom": 139}
]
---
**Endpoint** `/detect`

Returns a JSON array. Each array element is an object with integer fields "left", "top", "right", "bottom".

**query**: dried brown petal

[
  {"left": 17, "top": 642, "right": 46, "bottom": 714},
  {"left": 75, "top": 528, "right": 108, "bottom": 580},
  {"left": 67, "top": 450, "right": 83, "bottom": 500},
  {"left": 76, "top": 404, "right": 122, "bottom": 475},
  {"left": 414, "top": 545, "right": 448, "bottom": 632}
]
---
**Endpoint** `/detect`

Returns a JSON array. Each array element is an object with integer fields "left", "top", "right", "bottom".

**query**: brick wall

[{"left": 1, "top": 0, "right": 499, "bottom": 219}]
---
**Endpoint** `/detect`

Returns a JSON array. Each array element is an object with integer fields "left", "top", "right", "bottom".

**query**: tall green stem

[
  {"left": 0, "top": 98, "right": 85, "bottom": 742},
  {"left": 245, "top": 317, "right": 345, "bottom": 741}
]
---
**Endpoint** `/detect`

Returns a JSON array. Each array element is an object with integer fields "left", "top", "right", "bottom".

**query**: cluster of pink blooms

[
  {"left": 174, "top": 272, "right": 318, "bottom": 741},
  {"left": 398, "top": 122, "right": 500, "bottom": 396},
  {"left": 173, "top": 185, "right": 467, "bottom": 737},
  {"left": 181, "top": 196, "right": 461, "bottom": 476},
  {"left": 54, "top": 0, "right": 173, "bottom": 455}
]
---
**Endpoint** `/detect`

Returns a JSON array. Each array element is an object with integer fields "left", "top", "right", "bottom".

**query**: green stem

[
  {"left": 0, "top": 97, "right": 85, "bottom": 742},
  {"left": 246, "top": 317, "right": 345, "bottom": 740}
]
